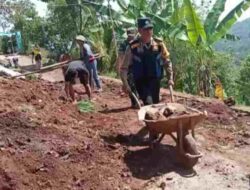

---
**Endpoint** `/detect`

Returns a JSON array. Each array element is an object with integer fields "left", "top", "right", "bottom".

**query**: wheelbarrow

[
  {"left": 137, "top": 103, "right": 207, "bottom": 168},
  {"left": 131, "top": 86, "right": 207, "bottom": 168}
]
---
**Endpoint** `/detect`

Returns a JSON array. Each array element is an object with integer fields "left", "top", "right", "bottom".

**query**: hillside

[
  {"left": 0, "top": 72, "right": 249, "bottom": 189},
  {"left": 215, "top": 18, "right": 250, "bottom": 59}
]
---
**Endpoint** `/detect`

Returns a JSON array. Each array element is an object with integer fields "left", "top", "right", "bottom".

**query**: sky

[
  {"left": 31, "top": 0, "right": 250, "bottom": 22},
  {"left": 31, "top": 0, "right": 47, "bottom": 17}
]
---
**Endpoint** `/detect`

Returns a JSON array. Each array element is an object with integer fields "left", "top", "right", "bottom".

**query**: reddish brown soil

[{"left": 0, "top": 77, "right": 249, "bottom": 190}]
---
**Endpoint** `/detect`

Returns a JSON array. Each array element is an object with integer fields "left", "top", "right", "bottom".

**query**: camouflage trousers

[{"left": 127, "top": 71, "right": 139, "bottom": 106}]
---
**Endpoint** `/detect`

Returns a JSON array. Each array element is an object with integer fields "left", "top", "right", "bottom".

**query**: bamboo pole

[
  {"left": 11, "top": 60, "right": 69, "bottom": 78},
  {"left": 11, "top": 55, "right": 103, "bottom": 79}
]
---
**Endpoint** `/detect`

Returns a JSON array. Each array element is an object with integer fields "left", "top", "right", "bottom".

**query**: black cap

[{"left": 137, "top": 17, "right": 153, "bottom": 29}]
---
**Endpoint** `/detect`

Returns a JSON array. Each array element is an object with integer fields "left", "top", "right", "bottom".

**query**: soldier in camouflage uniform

[{"left": 119, "top": 28, "right": 139, "bottom": 108}]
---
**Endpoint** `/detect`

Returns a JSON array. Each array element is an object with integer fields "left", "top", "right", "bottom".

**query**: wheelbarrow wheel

[
  {"left": 183, "top": 133, "right": 199, "bottom": 155},
  {"left": 177, "top": 134, "right": 202, "bottom": 169}
]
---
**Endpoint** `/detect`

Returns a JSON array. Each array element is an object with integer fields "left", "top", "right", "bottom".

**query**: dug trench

[{"left": 0, "top": 72, "right": 249, "bottom": 190}]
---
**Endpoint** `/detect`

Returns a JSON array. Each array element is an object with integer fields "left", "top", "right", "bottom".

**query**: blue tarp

[{"left": 0, "top": 31, "right": 23, "bottom": 52}]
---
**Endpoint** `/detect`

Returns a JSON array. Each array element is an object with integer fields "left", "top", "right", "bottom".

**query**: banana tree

[
  {"left": 205, "top": 0, "right": 250, "bottom": 45},
  {"left": 186, "top": 0, "right": 250, "bottom": 46},
  {"left": 182, "top": 0, "right": 250, "bottom": 96}
]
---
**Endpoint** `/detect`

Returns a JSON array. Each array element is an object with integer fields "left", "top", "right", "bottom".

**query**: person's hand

[{"left": 168, "top": 80, "right": 174, "bottom": 86}]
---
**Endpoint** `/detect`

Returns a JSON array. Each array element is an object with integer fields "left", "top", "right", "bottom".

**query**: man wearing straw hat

[{"left": 75, "top": 35, "right": 102, "bottom": 92}]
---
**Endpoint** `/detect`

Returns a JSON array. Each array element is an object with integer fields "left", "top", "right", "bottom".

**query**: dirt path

[{"left": 0, "top": 73, "right": 249, "bottom": 189}]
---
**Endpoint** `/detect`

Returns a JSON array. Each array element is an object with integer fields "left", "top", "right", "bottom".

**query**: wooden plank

[{"left": 231, "top": 105, "right": 250, "bottom": 114}]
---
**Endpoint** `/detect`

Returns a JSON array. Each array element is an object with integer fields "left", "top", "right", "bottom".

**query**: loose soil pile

[{"left": 144, "top": 103, "right": 200, "bottom": 121}]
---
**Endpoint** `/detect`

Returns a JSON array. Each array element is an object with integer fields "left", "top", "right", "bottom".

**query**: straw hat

[{"left": 75, "top": 35, "right": 86, "bottom": 42}]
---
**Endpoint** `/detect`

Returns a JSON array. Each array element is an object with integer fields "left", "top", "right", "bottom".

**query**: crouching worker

[{"left": 63, "top": 60, "right": 92, "bottom": 103}]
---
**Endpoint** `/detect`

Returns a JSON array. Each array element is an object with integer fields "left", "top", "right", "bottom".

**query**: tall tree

[{"left": 237, "top": 56, "right": 250, "bottom": 105}]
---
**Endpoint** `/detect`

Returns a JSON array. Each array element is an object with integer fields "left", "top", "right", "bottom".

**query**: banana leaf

[
  {"left": 209, "top": 0, "right": 250, "bottom": 44},
  {"left": 183, "top": 0, "right": 207, "bottom": 46},
  {"left": 204, "top": 0, "right": 227, "bottom": 36}
]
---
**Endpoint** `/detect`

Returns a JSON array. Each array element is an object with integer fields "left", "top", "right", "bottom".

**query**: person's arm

[
  {"left": 82, "top": 44, "right": 91, "bottom": 63},
  {"left": 160, "top": 43, "right": 174, "bottom": 85},
  {"left": 120, "top": 46, "right": 132, "bottom": 93}
]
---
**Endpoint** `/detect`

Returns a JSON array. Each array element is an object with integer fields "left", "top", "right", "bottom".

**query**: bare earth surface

[{"left": 0, "top": 64, "right": 249, "bottom": 189}]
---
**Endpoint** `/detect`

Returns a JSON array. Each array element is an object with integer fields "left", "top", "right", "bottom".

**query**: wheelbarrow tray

[{"left": 138, "top": 103, "right": 207, "bottom": 134}]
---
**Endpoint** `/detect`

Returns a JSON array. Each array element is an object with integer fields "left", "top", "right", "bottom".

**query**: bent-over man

[{"left": 63, "top": 60, "right": 92, "bottom": 103}]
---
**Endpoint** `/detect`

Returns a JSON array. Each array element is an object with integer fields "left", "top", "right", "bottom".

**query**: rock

[
  {"left": 75, "top": 179, "right": 84, "bottom": 186},
  {"left": 166, "top": 177, "right": 173, "bottom": 180},
  {"left": 22, "top": 181, "right": 29, "bottom": 186},
  {"left": 107, "top": 143, "right": 120, "bottom": 150},
  {"left": 242, "top": 131, "right": 250, "bottom": 138},
  {"left": 15, "top": 140, "right": 25, "bottom": 146},
  {"left": 159, "top": 182, "right": 166, "bottom": 190},
  {"left": 246, "top": 173, "right": 250, "bottom": 179},
  {"left": 72, "top": 175, "right": 78, "bottom": 182},
  {"left": 238, "top": 139, "right": 250, "bottom": 145},
  {"left": 122, "top": 185, "right": 131, "bottom": 190},
  {"left": 0, "top": 108, "right": 7, "bottom": 113},
  {"left": 163, "top": 107, "right": 174, "bottom": 117},
  {"left": 145, "top": 111, "right": 158, "bottom": 120},
  {"left": 0, "top": 141, "right": 5, "bottom": 147},
  {"left": 121, "top": 172, "right": 128, "bottom": 178},
  {"left": 6, "top": 138, "right": 13, "bottom": 147},
  {"left": 78, "top": 120, "right": 85, "bottom": 125},
  {"left": 85, "top": 144, "right": 91, "bottom": 150},
  {"left": 145, "top": 111, "right": 165, "bottom": 120}
]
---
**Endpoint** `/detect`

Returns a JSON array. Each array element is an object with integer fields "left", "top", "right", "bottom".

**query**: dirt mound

[
  {"left": 174, "top": 97, "right": 237, "bottom": 125},
  {"left": 203, "top": 101, "right": 237, "bottom": 125}
]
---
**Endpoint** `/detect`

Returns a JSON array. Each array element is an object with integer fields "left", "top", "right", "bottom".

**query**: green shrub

[{"left": 77, "top": 100, "right": 95, "bottom": 113}]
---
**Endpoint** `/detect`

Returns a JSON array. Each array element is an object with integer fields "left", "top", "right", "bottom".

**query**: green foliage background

[{"left": 1, "top": 0, "right": 250, "bottom": 105}]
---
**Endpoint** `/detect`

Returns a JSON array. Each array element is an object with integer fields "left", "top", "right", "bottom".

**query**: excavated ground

[{"left": 0, "top": 75, "right": 249, "bottom": 190}]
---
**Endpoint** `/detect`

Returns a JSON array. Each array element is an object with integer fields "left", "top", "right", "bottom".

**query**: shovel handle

[
  {"left": 169, "top": 85, "right": 174, "bottom": 103},
  {"left": 131, "top": 92, "right": 141, "bottom": 109}
]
